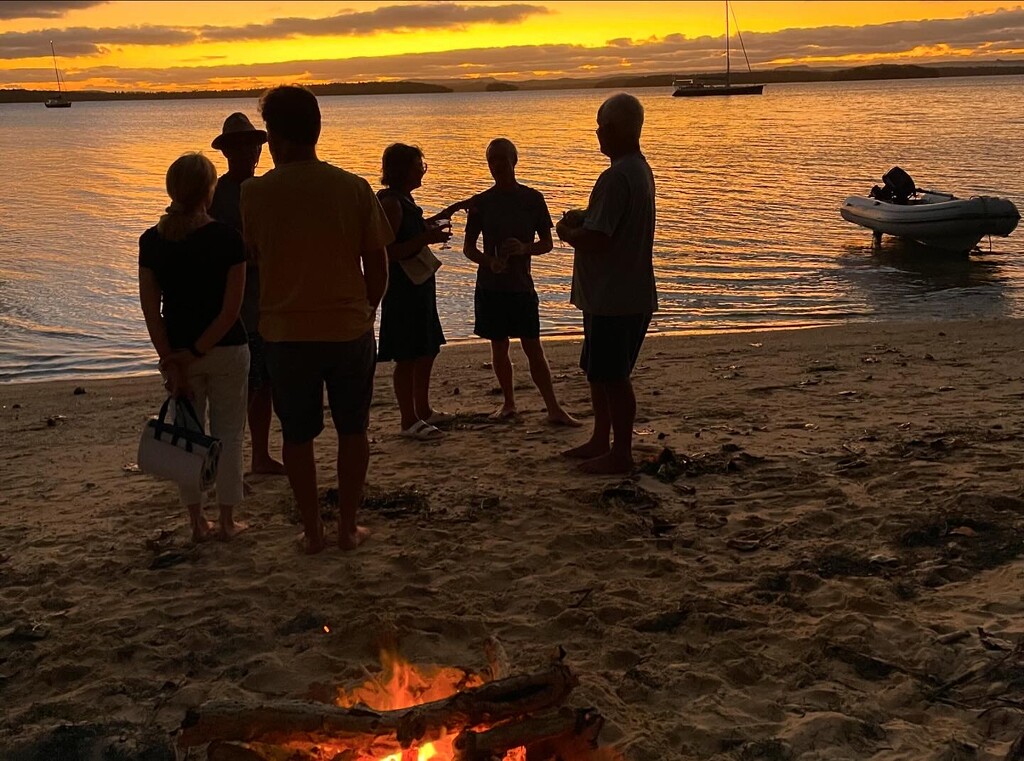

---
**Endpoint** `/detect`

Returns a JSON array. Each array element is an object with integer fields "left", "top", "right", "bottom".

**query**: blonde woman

[{"left": 139, "top": 152, "right": 249, "bottom": 541}]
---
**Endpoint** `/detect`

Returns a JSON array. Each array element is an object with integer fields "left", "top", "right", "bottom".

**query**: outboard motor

[{"left": 869, "top": 166, "right": 917, "bottom": 204}]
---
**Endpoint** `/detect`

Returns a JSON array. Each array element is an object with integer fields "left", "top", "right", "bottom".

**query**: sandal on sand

[
  {"left": 399, "top": 420, "right": 444, "bottom": 441},
  {"left": 425, "top": 410, "right": 455, "bottom": 425}
]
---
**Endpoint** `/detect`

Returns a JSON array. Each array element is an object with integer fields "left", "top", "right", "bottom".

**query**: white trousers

[{"left": 176, "top": 344, "right": 249, "bottom": 506}]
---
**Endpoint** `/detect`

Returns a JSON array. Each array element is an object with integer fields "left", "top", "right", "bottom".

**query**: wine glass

[{"left": 436, "top": 217, "right": 453, "bottom": 250}]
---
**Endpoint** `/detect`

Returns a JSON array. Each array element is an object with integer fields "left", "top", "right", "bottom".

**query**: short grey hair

[
  {"left": 486, "top": 137, "right": 518, "bottom": 165},
  {"left": 598, "top": 93, "right": 644, "bottom": 141}
]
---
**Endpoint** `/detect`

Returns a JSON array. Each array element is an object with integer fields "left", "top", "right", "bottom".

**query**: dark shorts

[
  {"left": 474, "top": 289, "right": 541, "bottom": 340},
  {"left": 247, "top": 331, "right": 272, "bottom": 392},
  {"left": 580, "top": 312, "right": 652, "bottom": 383},
  {"left": 265, "top": 331, "right": 376, "bottom": 443}
]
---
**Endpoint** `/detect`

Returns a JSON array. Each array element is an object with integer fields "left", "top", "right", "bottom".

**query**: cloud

[
  {"left": 0, "top": 3, "right": 549, "bottom": 59},
  {"left": 0, "top": 25, "right": 195, "bottom": 60},
  {"left": 0, "top": 1, "right": 107, "bottom": 20},
  {"left": 2, "top": 7, "right": 1023, "bottom": 86},
  {"left": 196, "top": 3, "right": 550, "bottom": 43}
]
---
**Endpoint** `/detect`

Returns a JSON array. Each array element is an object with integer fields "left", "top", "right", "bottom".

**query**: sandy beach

[{"left": 3, "top": 318, "right": 1024, "bottom": 760}]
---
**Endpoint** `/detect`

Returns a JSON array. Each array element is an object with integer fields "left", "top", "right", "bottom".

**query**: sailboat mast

[
  {"left": 724, "top": 1, "right": 733, "bottom": 87},
  {"left": 50, "top": 41, "right": 62, "bottom": 96}
]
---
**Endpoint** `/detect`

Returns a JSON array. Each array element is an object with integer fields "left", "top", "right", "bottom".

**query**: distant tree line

[
  {"left": 3, "top": 64, "right": 1023, "bottom": 104},
  {"left": 0, "top": 80, "right": 451, "bottom": 104},
  {"left": 593, "top": 63, "right": 1024, "bottom": 89}
]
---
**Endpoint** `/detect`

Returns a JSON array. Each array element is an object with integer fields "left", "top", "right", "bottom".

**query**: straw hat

[{"left": 211, "top": 112, "right": 267, "bottom": 150}]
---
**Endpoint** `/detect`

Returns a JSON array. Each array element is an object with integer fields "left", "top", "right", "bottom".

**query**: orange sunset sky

[{"left": 1, "top": 1, "right": 1023, "bottom": 91}]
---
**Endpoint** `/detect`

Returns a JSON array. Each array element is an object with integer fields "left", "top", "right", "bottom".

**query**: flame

[{"left": 329, "top": 649, "right": 519, "bottom": 761}]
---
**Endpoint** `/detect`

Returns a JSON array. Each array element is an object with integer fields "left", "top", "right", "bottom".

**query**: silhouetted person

[
  {"left": 241, "top": 86, "right": 391, "bottom": 553},
  {"left": 139, "top": 152, "right": 249, "bottom": 542},
  {"left": 209, "top": 112, "right": 285, "bottom": 477},
  {"left": 463, "top": 138, "right": 578, "bottom": 426},
  {"left": 376, "top": 143, "right": 467, "bottom": 441},
  {"left": 556, "top": 93, "right": 658, "bottom": 475}
]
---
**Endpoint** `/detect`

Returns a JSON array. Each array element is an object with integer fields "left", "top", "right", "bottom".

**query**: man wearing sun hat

[{"left": 209, "top": 112, "right": 285, "bottom": 478}]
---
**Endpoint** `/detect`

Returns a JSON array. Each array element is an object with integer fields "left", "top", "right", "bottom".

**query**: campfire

[{"left": 178, "top": 641, "right": 615, "bottom": 761}]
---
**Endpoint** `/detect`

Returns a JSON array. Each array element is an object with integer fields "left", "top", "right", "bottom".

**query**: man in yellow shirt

[{"left": 242, "top": 86, "right": 392, "bottom": 553}]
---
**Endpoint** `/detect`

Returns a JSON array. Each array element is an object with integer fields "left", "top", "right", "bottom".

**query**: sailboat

[
  {"left": 44, "top": 41, "right": 71, "bottom": 108},
  {"left": 673, "top": 0, "right": 763, "bottom": 97}
]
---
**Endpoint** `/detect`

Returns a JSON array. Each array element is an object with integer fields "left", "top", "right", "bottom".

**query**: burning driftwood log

[
  {"left": 179, "top": 664, "right": 578, "bottom": 753},
  {"left": 453, "top": 706, "right": 605, "bottom": 761}
]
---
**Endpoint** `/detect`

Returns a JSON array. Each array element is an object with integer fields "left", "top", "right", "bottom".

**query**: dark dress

[{"left": 376, "top": 188, "right": 446, "bottom": 361}]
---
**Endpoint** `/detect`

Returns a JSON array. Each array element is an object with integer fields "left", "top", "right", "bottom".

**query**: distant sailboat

[
  {"left": 673, "top": 0, "right": 763, "bottom": 97},
  {"left": 45, "top": 41, "right": 71, "bottom": 108}
]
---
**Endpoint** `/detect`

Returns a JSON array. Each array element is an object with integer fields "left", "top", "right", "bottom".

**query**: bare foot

[
  {"left": 578, "top": 452, "right": 634, "bottom": 475},
  {"left": 191, "top": 519, "right": 216, "bottom": 543},
  {"left": 546, "top": 409, "right": 582, "bottom": 427},
  {"left": 339, "top": 525, "right": 371, "bottom": 551},
  {"left": 297, "top": 530, "right": 327, "bottom": 555},
  {"left": 488, "top": 405, "right": 518, "bottom": 421},
  {"left": 251, "top": 458, "right": 286, "bottom": 476},
  {"left": 217, "top": 520, "right": 249, "bottom": 541},
  {"left": 561, "top": 440, "right": 610, "bottom": 460}
]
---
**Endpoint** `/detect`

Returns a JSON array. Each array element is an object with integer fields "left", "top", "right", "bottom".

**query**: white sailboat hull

[{"left": 840, "top": 194, "right": 1020, "bottom": 252}]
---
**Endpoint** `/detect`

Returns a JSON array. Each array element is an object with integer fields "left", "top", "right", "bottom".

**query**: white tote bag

[
  {"left": 399, "top": 245, "right": 442, "bottom": 285},
  {"left": 137, "top": 398, "right": 221, "bottom": 492}
]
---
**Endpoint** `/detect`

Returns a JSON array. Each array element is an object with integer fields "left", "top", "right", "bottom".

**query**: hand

[
  {"left": 489, "top": 253, "right": 509, "bottom": 273},
  {"left": 499, "top": 238, "right": 525, "bottom": 258},
  {"left": 424, "top": 221, "right": 452, "bottom": 245},
  {"left": 555, "top": 219, "right": 574, "bottom": 245},
  {"left": 159, "top": 353, "right": 194, "bottom": 399}
]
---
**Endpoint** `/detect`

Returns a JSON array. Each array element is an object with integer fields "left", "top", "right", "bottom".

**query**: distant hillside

[
  {"left": 0, "top": 80, "right": 451, "bottom": 104},
  {"left": 3, "top": 62, "right": 1022, "bottom": 104},
  {"left": 595, "top": 63, "right": 1024, "bottom": 89}
]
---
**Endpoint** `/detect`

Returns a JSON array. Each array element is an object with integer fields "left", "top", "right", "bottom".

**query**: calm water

[{"left": 1, "top": 77, "right": 1023, "bottom": 382}]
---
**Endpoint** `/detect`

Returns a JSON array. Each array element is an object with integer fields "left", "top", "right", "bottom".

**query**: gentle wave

[{"left": 1, "top": 77, "right": 1023, "bottom": 382}]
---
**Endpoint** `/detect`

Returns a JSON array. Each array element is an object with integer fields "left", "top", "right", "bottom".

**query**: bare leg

[
  {"left": 521, "top": 338, "right": 579, "bottom": 426},
  {"left": 282, "top": 439, "right": 325, "bottom": 554},
  {"left": 489, "top": 338, "right": 517, "bottom": 419},
  {"left": 393, "top": 360, "right": 418, "bottom": 430},
  {"left": 187, "top": 504, "right": 213, "bottom": 543},
  {"left": 248, "top": 385, "right": 285, "bottom": 474},
  {"left": 413, "top": 355, "right": 437, "bottom": 421},
  {"left": 579, "top": 379, "right": 636, "bottom": 474},
  {"left": 216, "top": 503, "right": 248, "bottom": 540},
  {"left": 336, "top": 432, "right": 371, "bottom": 550},
  {"left": 561, "top": 382, "right": 610, "bottom": 459}
]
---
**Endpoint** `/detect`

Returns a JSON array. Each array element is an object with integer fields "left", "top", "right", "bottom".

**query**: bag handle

[{"left": 155, "top": 396, "right": 204, "bottom": 435}]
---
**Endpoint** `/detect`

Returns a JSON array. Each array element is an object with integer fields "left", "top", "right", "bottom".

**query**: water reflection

[
  {"left": 837, "top": 238, "right": 1010, "bottom": 322},
  {"left": 1, "top": 76, "right": 1023, "bottom": 381}
]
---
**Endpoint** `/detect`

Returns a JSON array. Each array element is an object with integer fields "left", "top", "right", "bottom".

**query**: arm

[
  {"left": 139, "top": 267, "right": 173, "bottom": 361},
  {"left": 554, "top": 223, "right": 613, "bottom": 256},
  {"left": 379, "top": 195, "right": 449, "bottom": 262},
  {"left": 361, "top": 246, "right": 389, "bottom": 310},
  {"left": 462, "top": 212, "right": 489, "bottom": 266},
  {"left": 426, "top": 197, "right": 473, "bottom": 224},
  {"left": 190, "top": 262, "right": 246, "bottom": 355},
  {"left": 501, "top": 228, "right": 553, "bottom": 259},
  {"left": 556, "top": 171, "right": 622, "bottom": 256}
]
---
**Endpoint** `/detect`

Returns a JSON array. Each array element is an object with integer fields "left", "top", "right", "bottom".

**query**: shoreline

[
  {"left": 0, "top": 318, "right": 876, "bottom": 387},
  {"left": 4, "top": 316, "right": 1024, "bottom": 758}
]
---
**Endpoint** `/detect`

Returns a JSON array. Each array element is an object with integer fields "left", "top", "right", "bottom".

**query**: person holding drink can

[{"left": 463, "top": 138, "right": 578, "bottom": 426}]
